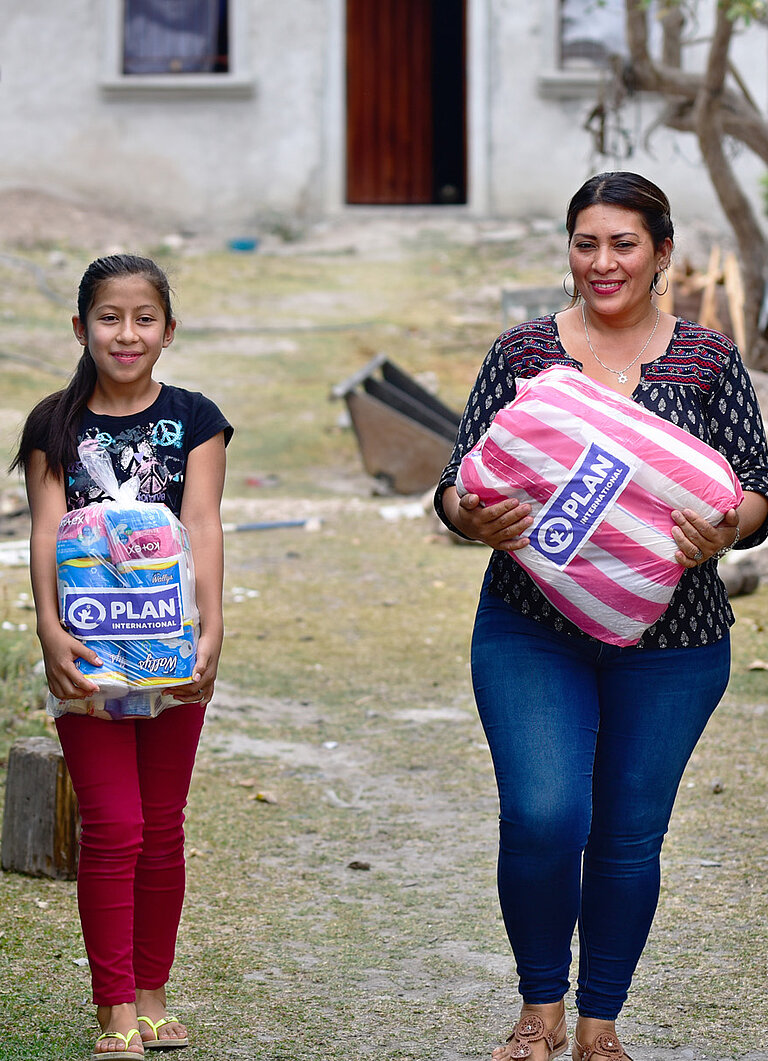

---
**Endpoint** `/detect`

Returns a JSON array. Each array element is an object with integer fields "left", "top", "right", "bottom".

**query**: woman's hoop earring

[
  {"left": 562, "top": 271, "right": 577, "bottom": 299},
  {"left": 653, "top": 268, "right": 670, "bottom": 296}
]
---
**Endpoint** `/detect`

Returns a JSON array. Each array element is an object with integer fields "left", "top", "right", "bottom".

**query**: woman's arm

[
  {"left": 672, "top": 492, "right": 768, "bottom": 568},
  {"left": 25, "top": 449, "right": 102, "bottom": 699},
  {"left": 441, "top": 486, "right": 533, "bottom": 551},
  {"left": 168, "top": 432, "right": 227, "bottom": 704},
  {"left": 704, "top": 341, "right": 768, "bottom": 550},
  {"left": 435, "top": 336, "right": 519, "bottom": 536},
  {"left": 672, "top": 338, "right": 768, "bottom": 566}
]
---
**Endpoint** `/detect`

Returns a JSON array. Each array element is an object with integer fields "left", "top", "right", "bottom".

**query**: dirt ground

[{"left": 2, "top": 188, "right": 768, "bottom": 1061}]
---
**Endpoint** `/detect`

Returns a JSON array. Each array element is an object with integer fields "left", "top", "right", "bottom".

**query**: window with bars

[{"left": 123, "top": 0, "right": 229, "bottom": 75}]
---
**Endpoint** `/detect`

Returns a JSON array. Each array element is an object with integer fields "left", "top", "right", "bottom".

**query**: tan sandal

[
  {"left": 573, "top": 1031, "right": 632, "bottom": 1061},
  {"left": 496, "top": 1011, "right": 568, "bottom": 1060}
]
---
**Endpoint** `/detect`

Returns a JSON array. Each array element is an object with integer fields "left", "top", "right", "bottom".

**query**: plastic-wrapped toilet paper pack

[
  {"left": 48, "top": 439, "right": 199, "bottom": 720},
  {"left": 58, "top": 556, "right": 123, "bottom": 591},
  {"left": 116, "top": 552, "right": 196, "bottom": 620},
  {"left": 456, "top": 366, "right": 743, "bottom": 647},
  {"left": 103, "top": 504, "right": 188, "bottom": 564},
  {"left": 57, "top": 504, "right": 112, "bottom": 560},
  {"left": 75, "top": 622, "right": 198, "bottom": 696}
]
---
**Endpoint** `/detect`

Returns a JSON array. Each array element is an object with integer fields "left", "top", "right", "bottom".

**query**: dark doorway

[{"left": 346, "top": 0, "right": 466, "bottom": 205}]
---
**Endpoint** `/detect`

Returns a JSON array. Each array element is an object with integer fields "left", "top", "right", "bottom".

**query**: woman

[{"left": 435, "top": 172, "right": 768, "bottom": 1061}]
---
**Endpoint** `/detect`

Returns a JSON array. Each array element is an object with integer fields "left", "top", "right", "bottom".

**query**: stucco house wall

[
  {"left": 0, "top": 1, "right": 765, "bottom": 236},
  {"left": 2, "top": 1, "right": 333, "bottom": 228},
  {"left": 481, "top": 1, "right": 767, "bottom": 233}
]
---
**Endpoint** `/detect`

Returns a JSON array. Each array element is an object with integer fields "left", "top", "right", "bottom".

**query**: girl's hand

[
  {"left": 445, "top": 487, "right": 533, "bottom": 552},
  {"left": 671, "top": 507, "right": 740, "bottom": 568},
  {"left": 39, "top": 624, "right": 102, "bottom": 700},
  {"left": 164, "top": 631, "right": 221, "bottom": 705}
]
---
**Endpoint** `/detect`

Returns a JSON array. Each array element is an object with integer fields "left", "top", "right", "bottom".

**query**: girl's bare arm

[
  {"left": 169, "top": 432, "right": 227, "bottom": 704},
  {"left": 25, "top": 449, "right": 102, "bottom": 698}
]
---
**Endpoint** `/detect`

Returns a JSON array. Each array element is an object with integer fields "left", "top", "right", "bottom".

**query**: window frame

[
  {"left": 100, "top": 0, "right": 254, "bottom": 97},
  {"left": 537, "top": 0, "right": 618, "bottom": 99}
]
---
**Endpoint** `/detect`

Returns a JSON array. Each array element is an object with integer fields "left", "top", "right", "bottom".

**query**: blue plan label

[
  {"left": 528, "top": 443, "right": 633, "bottom": 568},
  {"left": 63, "top": 584, "right": 184, "bottom": 640}
]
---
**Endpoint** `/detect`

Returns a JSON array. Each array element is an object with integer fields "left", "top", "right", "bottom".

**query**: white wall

[
  {"left": 0, "top": 0, "right": 333, "bottom": 230},
  {"left": 0, "top": 0, "right": 764, "bottom": 238}
]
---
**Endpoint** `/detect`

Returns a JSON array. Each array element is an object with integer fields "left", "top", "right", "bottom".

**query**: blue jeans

[{"left": 471, "top": 582, "right": 730, "bottom": 1019}]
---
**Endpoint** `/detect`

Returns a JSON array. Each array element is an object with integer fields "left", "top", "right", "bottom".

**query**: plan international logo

[
  {"left": 63, "top": 585, "right": 184, "bottom": 640},
  {"left": 528, "top": 443, "right": 633, "bottom": 568}
]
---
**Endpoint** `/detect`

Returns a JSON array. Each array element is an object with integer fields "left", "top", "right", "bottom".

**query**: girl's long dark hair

[{"left": 10, "top": 254, "right": 173, "bottom": 479}]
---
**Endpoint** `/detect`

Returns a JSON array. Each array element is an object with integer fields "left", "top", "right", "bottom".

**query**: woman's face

[{"left": 568, "top": 204, "right": 672, "bottom": 318}]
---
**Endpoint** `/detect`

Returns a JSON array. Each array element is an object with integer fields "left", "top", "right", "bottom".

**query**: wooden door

[{"left": 346, "top": 0, "right": 465, "bottom": 205}]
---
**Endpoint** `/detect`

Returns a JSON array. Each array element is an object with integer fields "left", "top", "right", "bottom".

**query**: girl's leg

[
  {"left": 471, "top": 591, "right": 601, "bottom": 1004},
  {"left": 55, "top": 714, "right": 143, "bottom": 1006},
  {"left": 576, "top": 636, "right": 730, "bottom": 1021},
  {"left": 132, "top": 702, "right": 205, "bottom": 992}
]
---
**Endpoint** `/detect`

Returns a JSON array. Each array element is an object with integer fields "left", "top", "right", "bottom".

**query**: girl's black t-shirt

[{"left": 65, "top": 384, "right": 233, "bottom": 518}]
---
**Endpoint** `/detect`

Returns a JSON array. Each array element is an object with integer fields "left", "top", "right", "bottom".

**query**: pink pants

[{"left": 56, "top": 704, "right": 205, "bottom": 1005}]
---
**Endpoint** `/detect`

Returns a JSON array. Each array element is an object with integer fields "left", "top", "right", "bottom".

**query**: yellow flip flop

[
  {"left": 91, "top": 1027, "right": 143, "bottom": 1059},
  {"left": 137, "top": 1015, "right": 189, "bottom": 1050}
]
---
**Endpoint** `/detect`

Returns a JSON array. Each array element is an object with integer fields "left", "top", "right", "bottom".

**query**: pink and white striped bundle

[{"left": 456, "top": 366, "right": 743, "bottom": 646}]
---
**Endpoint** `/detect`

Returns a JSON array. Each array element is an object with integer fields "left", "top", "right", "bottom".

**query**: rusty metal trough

[{"left": 332, "top": 354, "right": 460, "bottom": 494}]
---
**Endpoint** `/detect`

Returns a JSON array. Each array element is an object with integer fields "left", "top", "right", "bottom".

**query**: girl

[{"left": 12, "top": 254, "right": 233, "bottom": 1058}]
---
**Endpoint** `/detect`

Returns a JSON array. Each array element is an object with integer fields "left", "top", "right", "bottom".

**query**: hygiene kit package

[
  {"left": 456, "top": 366, "right": 743, "bottom": 646},
  {"left": 49, "top": 439, "right": 199, "bottom": 719}
]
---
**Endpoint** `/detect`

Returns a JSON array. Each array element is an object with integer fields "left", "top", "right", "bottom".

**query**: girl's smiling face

[
  {"left": 72, "top": 274, "right": 175, "bottom": 387},
  {"left": 568, "top": 203, "right": 672, "bottom": 318}
]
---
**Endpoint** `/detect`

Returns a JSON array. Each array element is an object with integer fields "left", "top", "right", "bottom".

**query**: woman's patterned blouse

[{"left": 435, "top": 315, "right": 768, "bottom": 649}]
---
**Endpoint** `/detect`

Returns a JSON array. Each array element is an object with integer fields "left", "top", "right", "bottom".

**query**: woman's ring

[{"left": 693, "top": 548, "right": 704, "bottom": 563}]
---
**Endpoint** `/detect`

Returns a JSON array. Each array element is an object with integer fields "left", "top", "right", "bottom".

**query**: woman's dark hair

[
  {"left": 566, "top": 171, "right": 675, "bottom": 252},
  {"left": 10, "top": 254, "right": 173, "bottom": 479}
]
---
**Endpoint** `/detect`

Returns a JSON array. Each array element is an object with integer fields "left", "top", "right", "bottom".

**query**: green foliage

[
  {"left": 637, "top": 0, "right": 767, "bottom": 23},
  {"left": 723, "top": 0, "right": 768, "bottom": 23}
]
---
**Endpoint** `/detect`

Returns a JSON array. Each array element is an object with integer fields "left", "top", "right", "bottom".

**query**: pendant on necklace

[{"left": 617, "top": 371, "right": 628, "bottom": 384}]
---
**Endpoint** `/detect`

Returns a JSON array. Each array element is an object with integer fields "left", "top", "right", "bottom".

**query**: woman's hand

[
  {"left": 38, "top": 622, "right": 101, "bottom": 700},
  {"left": 164, "top": 630, "right": 221, "bottom": 705},
  {"left": 671, "top": 506, "right": 740, "bottom": 568},
  {"left": 443, "top": 487, "right": 533, "bottom": 552}
]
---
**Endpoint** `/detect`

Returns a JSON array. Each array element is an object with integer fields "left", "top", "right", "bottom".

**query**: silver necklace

[{"left": 581, "top": 302, "right": 660, "bottom": 385}]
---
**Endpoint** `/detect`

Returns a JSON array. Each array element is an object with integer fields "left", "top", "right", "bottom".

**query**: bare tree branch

[
  {"left": 613, "top": 0, "right": 768, "bottom": 364},
  {"left": 662, "top": 100, "right": 768, "bottom": 163},
  {"left": 702, "top": 4, "right": 733, "bottom": 93},
  {"left": 661, "top": 5, "right": 685, "bottom": 66},
  {"left": 693, "top": 5, "right": 768, "bottom": 358}
]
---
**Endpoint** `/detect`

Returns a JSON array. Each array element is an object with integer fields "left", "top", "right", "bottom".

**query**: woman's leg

[
  {"left": 471, "top": 591, "right": 602, "bottom": 1004},
  {"left": 132, "top": 702, "right": 205, "bottom": 993},
  {"left": 55, "top": 714, "right": 143, "bottom": 1006},
  {"left": 576, "top": 635, "right": 731, "bottom": 1020}
]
